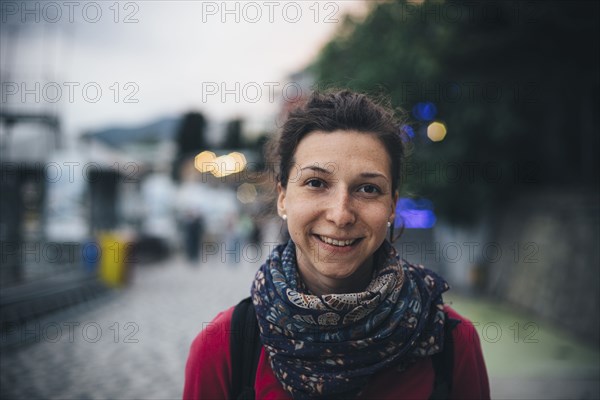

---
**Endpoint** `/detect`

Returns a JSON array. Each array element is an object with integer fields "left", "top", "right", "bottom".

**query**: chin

[{"left": 317, "top": 264, "right": 361, "bottom": 280}]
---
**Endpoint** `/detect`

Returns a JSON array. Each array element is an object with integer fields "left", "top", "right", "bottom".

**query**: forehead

[{"left": 293, "top": 130, "right": 391, "bottom": 176}]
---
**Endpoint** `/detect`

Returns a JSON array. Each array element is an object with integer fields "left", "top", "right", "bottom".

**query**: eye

[
  {"left": 306, "top": 178, "right": 325, "bottom": 188},
  {"left": 358, "top": 184, "right": 381, "bottom": 194}
]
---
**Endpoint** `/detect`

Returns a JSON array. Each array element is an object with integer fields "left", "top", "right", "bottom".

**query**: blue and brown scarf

[{"left": 250, "top": 239, "right": 449, "bottom": 399}]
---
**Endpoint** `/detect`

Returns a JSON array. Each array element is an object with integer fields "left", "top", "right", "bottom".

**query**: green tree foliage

[{"left": 312, "top": 0, "right": 599, "bottom": 224}]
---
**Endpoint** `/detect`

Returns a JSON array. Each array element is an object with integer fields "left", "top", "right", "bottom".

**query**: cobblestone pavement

[
  {"left": 1, "top": 253, "right": 259, "bottom": 400},
  {"left": 1, "top": 253, "right": 598, "bottom": 400}
]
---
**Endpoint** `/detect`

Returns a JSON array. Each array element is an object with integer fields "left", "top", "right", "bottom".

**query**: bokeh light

[
  {"left": 212, "top": 155, "right": 237, "bottom": 178},
  {"left": 400, "top": 124, "right": 415, "bottom": 142},
  {"left": 194, "top": 151, "right": 216, "bottom": 173},
  {"left": 229, "top": 152, "right": 247, "bottom": 170},
  {"left": 194, "top": 151, "right": 247, "bottom": 177},
  {"left": 427, "top": 122, "right": 447, "bottom": 142},
  {"left": 412, "top": 102, "right": 437, "bottom": 121},
  {"left": 237, "top": 183, "right": 258, "bottom": 204},
  {"left": 395, "top": 197, "right": 437, "bottom": 229}
]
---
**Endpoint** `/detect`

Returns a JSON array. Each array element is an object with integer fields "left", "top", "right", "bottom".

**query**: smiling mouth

[{"left": 316, "top": 235, "right": 362, "bottom": 247}]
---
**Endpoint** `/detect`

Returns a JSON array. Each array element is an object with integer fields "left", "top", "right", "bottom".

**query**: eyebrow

[
  {"left": 360, "top": 172, "right": 389, "bottom": 181},
  {"left": 299, "top": 166, "right": 389, "bottom": 181},
  {"left": 300, "top": 166, "right": 333, "bottom": 174}
]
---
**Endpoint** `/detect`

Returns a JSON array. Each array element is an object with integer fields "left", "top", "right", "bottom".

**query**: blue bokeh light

[
  {"left": 412, "top": 102, "right": 438, "bottom": 122},
  {"left": 395, "top": 198, "right": 437, "bottom": 229},
  {"left": 400, "top": 125, "right": 415, "bottom": 142}
]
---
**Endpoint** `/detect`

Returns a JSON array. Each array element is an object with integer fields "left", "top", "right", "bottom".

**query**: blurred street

[
  {"left": 1, "top": 253, "right": 598, "bottom": 400},
  {"left": 0, "top": 254, "right": 259, "bottom": 400}
]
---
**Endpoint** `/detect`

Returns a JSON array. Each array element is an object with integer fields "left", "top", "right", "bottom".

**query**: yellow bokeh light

[
  {"left": 194, "top": 151, "right": 216, "bottom": 173},
  {"left": 194, "top": 151, "right": 248, "bottom": 177},
  {"left": 427, "top": 122, "right": 447, "bottom": 142},
  {"left": 212, "top": 155, "right": 237, "bottom": 177},
  {"left": 229, "top": 152, "right": 247, "bottom": 174}
]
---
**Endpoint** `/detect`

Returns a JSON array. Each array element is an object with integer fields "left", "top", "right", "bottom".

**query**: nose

[{"left": 325, "top": 189, "right": 356, "bottom": 228}]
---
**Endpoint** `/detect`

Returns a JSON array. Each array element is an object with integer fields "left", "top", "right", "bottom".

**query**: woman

[{"left": 184, "top": 90, "right": 490, "bottom": 399}]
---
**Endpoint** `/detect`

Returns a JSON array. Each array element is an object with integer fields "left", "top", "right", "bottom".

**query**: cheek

[
  {"left": 369, "top": 203, "right": 393, "bottom": 225},
  {"left": 369, "top": 211, "right": 393, "bottom": 240},
  {"left": 285, "top": 201, "right": 314, "bottom": 234}
]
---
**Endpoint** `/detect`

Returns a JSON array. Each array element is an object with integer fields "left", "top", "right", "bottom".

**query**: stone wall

[{"left": 487, "top": 188, "right": 599, "bottom": 343}]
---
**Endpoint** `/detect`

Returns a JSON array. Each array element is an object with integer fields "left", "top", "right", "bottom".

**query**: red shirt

[{"left": 184, "top": 305, "right": 490, "bottom": 400}]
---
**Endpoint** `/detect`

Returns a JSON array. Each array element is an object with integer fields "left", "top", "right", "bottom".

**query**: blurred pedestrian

[
  {"left": 184, "top": 90, "right": 490, "bottom": 399},
  {"left": 224, "top": 212, "right": 241, "bottom": 265},
  {"left": 176, "top": 181, "right": 206, "bottom": 263},
  {"left": 183, "top": 210, "right": 203, "bottom": 262}
]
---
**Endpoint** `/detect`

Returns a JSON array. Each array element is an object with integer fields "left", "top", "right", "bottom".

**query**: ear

[{"left": 277, "top": 182, "right": 286, "bottom": 217}]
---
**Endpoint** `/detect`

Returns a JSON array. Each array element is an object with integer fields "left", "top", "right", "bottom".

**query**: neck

[{"left": 297, "top": 256, "right": 375, "bottom": 296}]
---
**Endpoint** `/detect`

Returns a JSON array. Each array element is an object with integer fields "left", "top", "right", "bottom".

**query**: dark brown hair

[{"left": 268, "top": 89, "right": 408, "bottom": 195}]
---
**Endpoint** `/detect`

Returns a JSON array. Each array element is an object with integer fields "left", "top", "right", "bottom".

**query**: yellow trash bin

[{"left": 98, "top": 232, "right": 132, "bottom": 287}]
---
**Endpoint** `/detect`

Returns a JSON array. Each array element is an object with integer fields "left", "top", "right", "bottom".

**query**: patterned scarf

[{"left": 250, "top": 239, "right": 450, "bottom": 399}]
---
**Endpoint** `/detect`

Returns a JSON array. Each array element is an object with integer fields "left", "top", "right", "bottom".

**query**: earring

[
  {"left": 387, "top": 221, "right": 392, "bottom": 228},
  {"left": 282, "top": 214, "right": 287, "bottom": 221}
]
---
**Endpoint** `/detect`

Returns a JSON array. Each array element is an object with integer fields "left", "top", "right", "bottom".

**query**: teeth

[{"left": 319, "top": 236, "right": 356, "bottom": 247}]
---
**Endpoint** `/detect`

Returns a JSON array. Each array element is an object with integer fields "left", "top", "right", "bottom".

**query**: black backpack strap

[
  {"left": 429, "top": 315, "right": 461, "bottom": 400},
  {"left": 230, "top": 297, "right": 261, "bottom": 400}
]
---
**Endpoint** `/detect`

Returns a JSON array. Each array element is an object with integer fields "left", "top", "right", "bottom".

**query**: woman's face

[{"left": 278, "top": 130, "right": 397, "bottom": 294}]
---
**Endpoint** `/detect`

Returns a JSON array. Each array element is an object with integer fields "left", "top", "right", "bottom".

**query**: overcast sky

[{"left": 1, "top": 1, "right": 367, "bottom": 138}]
